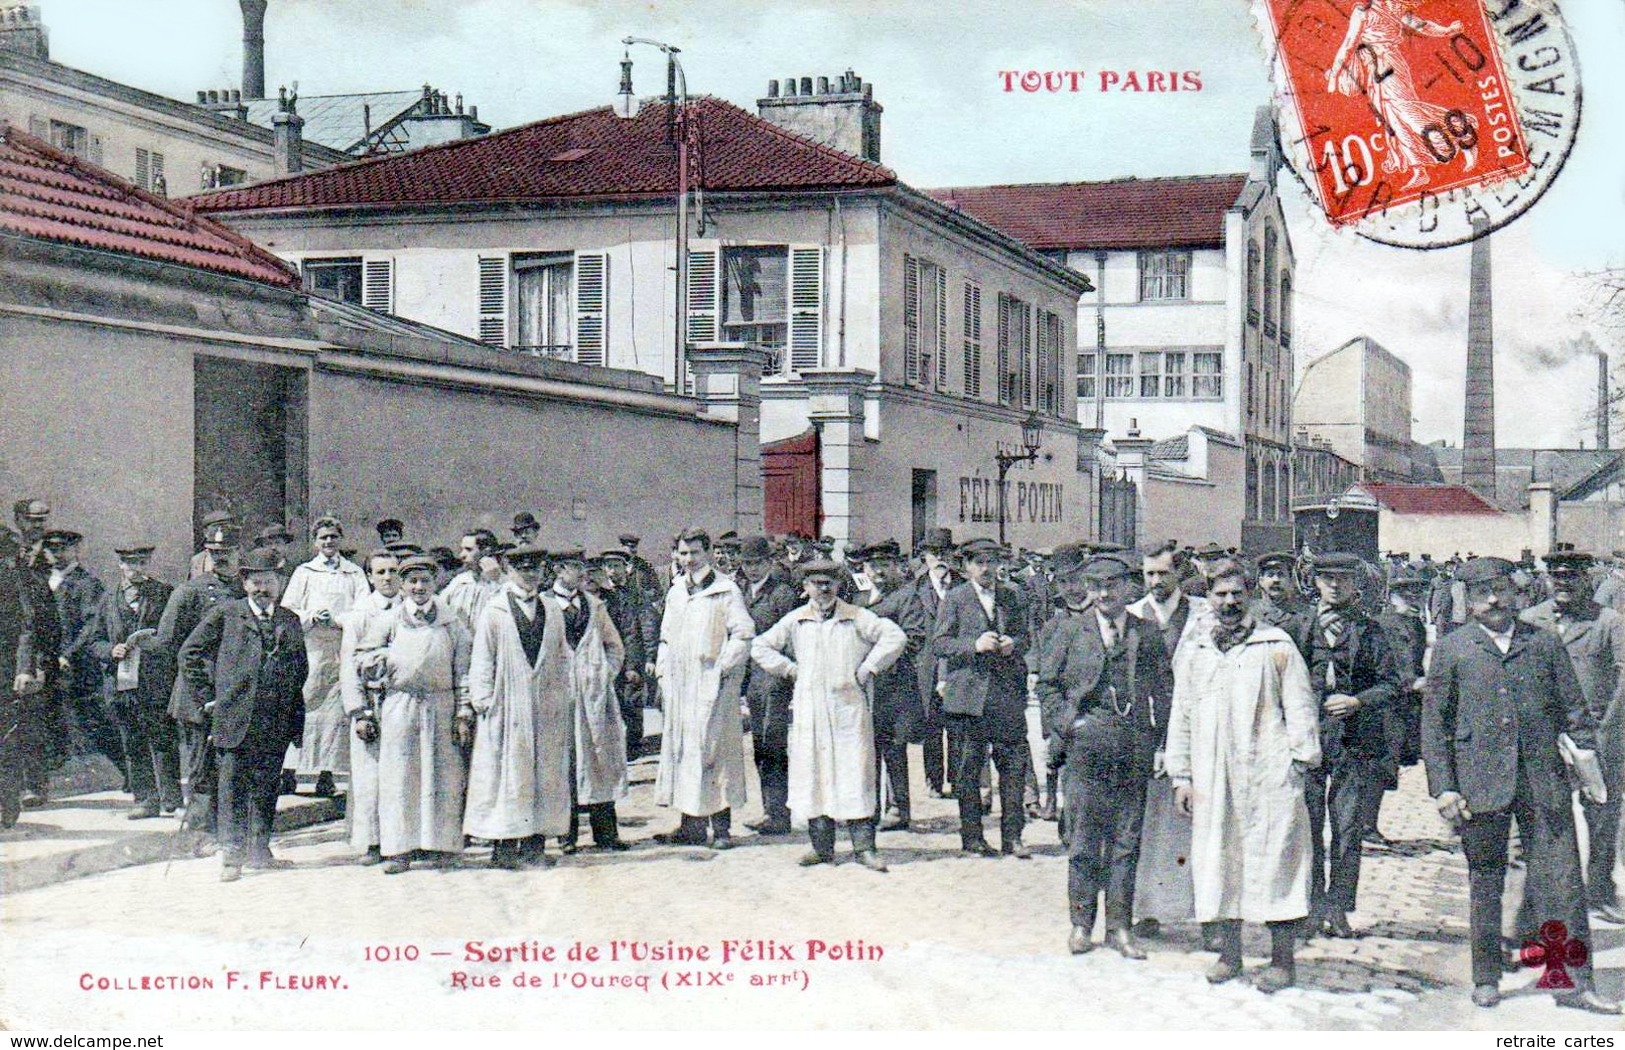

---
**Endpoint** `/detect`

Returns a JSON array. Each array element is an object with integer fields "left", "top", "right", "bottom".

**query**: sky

[{"left": 34, "top": 0, "right": 1625, "bottom": 448}]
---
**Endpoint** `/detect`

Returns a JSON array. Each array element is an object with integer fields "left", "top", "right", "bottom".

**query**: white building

[
  {"left": 929, "top": 109, "right": 1296, "bottom": 552},
  {"left": 192, "top": 75, "right": 1094, "bottom": 550}
]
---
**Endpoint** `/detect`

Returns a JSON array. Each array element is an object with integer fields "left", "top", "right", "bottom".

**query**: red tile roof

[
  {"left": 0, "top": 125, "right": 297, "bottom": 287},
  {"left": 924, "top": 174, "right": 1248, "bottom": 251},
  {"left": 1359, "top": 483, "right": 1502, "bottom": 516},
  {"left": 190, "top": 97, "right": 898, "bottom": 213}
]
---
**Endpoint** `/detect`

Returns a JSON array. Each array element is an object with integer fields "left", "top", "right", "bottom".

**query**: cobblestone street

[{"left": 2, "top": 736, "right": 1622, "bottom": 1030}]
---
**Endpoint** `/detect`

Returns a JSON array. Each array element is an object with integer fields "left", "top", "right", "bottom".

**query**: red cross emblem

[{"left": 1520, "top": 921, "right": 1588, "bottom": 990}]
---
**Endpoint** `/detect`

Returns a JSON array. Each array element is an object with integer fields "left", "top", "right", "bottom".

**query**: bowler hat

[
  {"left": 256, "top": 524, "right": 295, "bottom": 545},
  {"left": 113, "top": 543, "right": 155, "bottom": 559},
  {"left": 1083, "top": 552, "right": 1136, "bottom": 581},
  {"left": 958, "top": 537, "right": 1003, "bottom": 560},
  {"left": 239, "top": 548, "right": 282, "bottom": 575},
  {"left": 1545, "top": 551, "right": 1595, "bottom": 575},
  {"left": 1049, "top": 544, "right": 1089, "bottom": 579},
  {"left": 376, "top": 518, "right": 404, "bottom": 536},
  {"left": 1456, "top": 556, "right": 1517, "bottom": 586},
  {"left": 504, "top": 542, "right": 548, "bottom": 565},
  {"left": 918, "top": 527, "right": 955, "bottom": 553},
  {"left": 1193, "top": 542, "right": 1233, "bottom": 560},
  {"left": 738, "top": 536, "right": 775, "bottom": 562},
  {"left": 617, "top": 533, "right": 641, "bottom": 547},
  {"left": 512, "top": 512, "right": 540, "bottom": 535}
]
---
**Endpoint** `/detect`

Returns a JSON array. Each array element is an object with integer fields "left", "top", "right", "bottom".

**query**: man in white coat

[
  {"left": 441, "top": 529, "right": 505, "bottom": 630},
  {"left": 1167, "top": 560, "right": 1321, "bottom": 993},
  {"left": 338, "top": 549, "right": 402, "bottom": 864},
  {"left": 281, "top": 517, "right": 370, "bottom": 798},
  {"left": 463, "top": 544, "right": 574, "bottom": 870},
  {"left": 362, "top": 555, "right": 472, "bottom": 874},
  {"left": 546, "top": 549, "right": 630, "bottom": 854},
  {"left": 654, "top": 528, "right": 754, "bottom": 849},
  {"left": 752, "top": 559, "right": 907, "bottom": 871}
]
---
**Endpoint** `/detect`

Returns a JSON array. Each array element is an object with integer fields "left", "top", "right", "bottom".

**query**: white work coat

[
  {"left": 463, "top": 583, "right": 573, "bottom": 840},
  {"left": 441, "top": 569, "right": 504, "bottom": 631},
  {"left": 282, "top": 554, "right": 370, "bottom": 774},
  {"left": 544, "top": 589, "right": 628, "bottom": 805},
  {"left": 654, "top": 569, "right": 754, "bottom": 815},
  {"left": 751, "top": 599, "right": 907, "bottom": 821},
  {"left": 374, "top": 598, "right": 470, "bottom": 855},
  {"left": 1165, "top": 621, "right": 1322, "bottom": 923},
  {"left": 338, "top": 589, "right": 398, "bottom": 850}
]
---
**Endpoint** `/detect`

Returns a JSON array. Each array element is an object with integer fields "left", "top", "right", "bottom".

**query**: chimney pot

[
  {"left": 767, "top": 79, "right": 779, "bottom": 97},
  {"left": 469, "top": 104, "right": 478, "bottom": 121},
  {"left": 455, "top": 92, "right": 464, "bottom": 115},
  {"left": 816, "top": 75, "right": 829, "bottom": 93},
  {"left": 422, "top": 83, "right": 432, "bottom": 100},
  {"left": 784, "top": 76, "right": 797, "bottom": 96},
  {"left": 232, "top": 89, "right": 240, "bottom": 102},
  {"left": 800, "top": 76, "right": 813, "bottom": 95},
  {"left": 197, "top": 90, "right": 207, "bottom": 103}
]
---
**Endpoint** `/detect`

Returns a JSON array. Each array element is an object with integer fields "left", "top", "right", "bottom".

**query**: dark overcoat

[
  {"left": 54, "top": 566, "right": 106, "bottom": 698},
  {"left": 1296, "top": 609, "right": 1400, "bottom": 763},
  {"left": 869, "top": 585, "right": 928, "bottom": 741},
  {"left": 931, "top": 580, "right": 1029, "bottom": 742},
  {"left": 1035, "top": 609, "right": 1172, "bottom": 772},
  {"left": 179, "top": 599, "right": 308, "bottom": 753},
  {"left": 1422, "top": 620, "right": 1596, "bottom": 814},
  {"left": 81, "top": 578, "right": 174, "bottom": 707},
  {"left": 155, "top": 573, "right": 242, "bottom": 723},
  {"left": 741, "top": 570, "right": 801, "bottom": 751}
]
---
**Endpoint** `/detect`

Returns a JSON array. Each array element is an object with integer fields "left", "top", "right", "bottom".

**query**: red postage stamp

[{"left": 1262, "top": 0, "right": 1535, "bottom": 230}]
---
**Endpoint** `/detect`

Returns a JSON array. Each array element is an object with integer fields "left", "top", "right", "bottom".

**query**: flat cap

[
  {"left": 385, "top": 542, "right": 424, "bottom": 557},
  {"left": 1456, "top": 556, "right": 1517, "bottom": 585},
  {"left": 200, "top": 509, "right": 236, "bottom": 528},
  {"left": 14, "top": 499, "right": 49, "bottom": 519},
  {"left": 849, "top": 539, "right": 903, "bottom": 563},
  {"left": 1049, "top": 544, "right": 1089, "bottom": 579},
  {"left": 113, "top": 543, "right": 155, "bottom": 558},
  {"left": 503, "top": 542, "right": 548, "bottom": 563},
  {"left": 1389, "top": 569, "right": 1427, "bottom": 587},
  {"left": 397, "top": 554, "right": 439, "bottom": 576},
  {"left": 1544, "top": 551, "right": 1596, "bottom": 575},
  {"left": 1193, "top": 542, "right": 1233, "bottom": 559},
  {"left": 41, "top": 528, "right": 82, "bottom": 548},
  {"left": 256, "top": 524, "right": 295, "bottom": 545},
  {"left": 592, "top": 549, "right": 630, "bottom": 564},
  {"left": 1312, "top": 552, "right": 1365, "bottom": 574},
  {"left": 551, "top": 547, "right": 588, "bottom": 563},
  {"left": 1255, "top": 551, "right": 1296, "bottom": 572},
  {"left": 796, "top": 558, "right": 844, "bottom": 581},
  {"left": 1083, "top": 552, "right": 1137, "bottom": 580},
  {"left": 958, "top": 537, "right": 1004, "bottom": 559},
  {"left": 737, "top": 535, "right": 775, "bottom": 561}
]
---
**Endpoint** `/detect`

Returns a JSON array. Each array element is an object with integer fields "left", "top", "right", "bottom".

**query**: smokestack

[
  {"left": 1599, "top": 351, "right": 1611, "bottom": 451},
  {"left": 240, "top": 0, "right": 267, "bottom": 100},
  {"left": 1461, "top": 228, "right": 1497, "bottom": 503}
]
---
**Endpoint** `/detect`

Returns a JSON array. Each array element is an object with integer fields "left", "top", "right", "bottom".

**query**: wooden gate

[
  {"left": 762, "top": 428, "right": 821, "bottom": 538},
  {"left": 1099, "top": 474, "right": 1137, "bottom": 548}
]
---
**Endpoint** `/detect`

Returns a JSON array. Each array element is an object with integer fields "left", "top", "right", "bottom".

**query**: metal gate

[{"left": 1099, "top": 474, "right": 1137, "bottom": 549}]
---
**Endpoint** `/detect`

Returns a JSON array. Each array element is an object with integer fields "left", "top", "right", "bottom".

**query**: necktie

[{"left": 1100, "top": 619, "right": 1117, "bottom": 652}]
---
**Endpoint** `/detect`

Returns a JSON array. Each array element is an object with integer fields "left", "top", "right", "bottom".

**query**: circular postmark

[{"left": 1259, "top": 0, "right": 1580, "bottom": 249}]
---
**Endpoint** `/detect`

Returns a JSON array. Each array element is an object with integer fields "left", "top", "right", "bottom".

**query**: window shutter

[
  {"left": 28, "top": 115, "right": 47, "bottom": 139},
  {"left": 135, "top": 149, "right": 150, "bottom": 190},
  {"left": 362, "top": 258, "right": 393, "bottom": 313},
  {"left": 88, "top": 134, "right": 103, "bottom": 166},
  {"left": 903, "top": 254, "right": 920, "bottom": 384},
  {"left": 963, "top": 281, "right": 982, "bottom": 399},
  {"left": 934, "top": 265, "right": 948, "bottom": 390},
  {"left": 575, "top": 251, "right": 608, "bottom": 366},
  {"left": 996, "top": 293, "right": 1011, "bottom": 405},
  {"left": 150, "top": 151, "right": 165, "bottom": 194},
  {"left": 686, "top": 248, "right": 718, "bottom": 345},
  {"left": 788, "top": 245, "right": 823, "bottom": 373},
  {"left": 1036, "top": 307, "right": 1051, "bottom": 413},
  {"left": 477, "top": 255, "right": 508, "bottom": 346}
]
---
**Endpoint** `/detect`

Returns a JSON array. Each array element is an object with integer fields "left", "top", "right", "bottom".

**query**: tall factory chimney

[
  {"left": 1599, "top": 351, "right": 1612, "bottom": 451},
  {"left": 240, "top": 0, "right": 267, "bottom": 100},
  {"left": 1461, "top": 228, "right": 1497, "bottom": 503}
]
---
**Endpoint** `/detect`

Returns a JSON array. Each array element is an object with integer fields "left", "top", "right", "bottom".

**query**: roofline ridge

[
  {"left": 925, "top": 171, "right": 1249, "bottom": 194},
  {"left": 3, "top": 122, "right": 298, "bottom": 286}
]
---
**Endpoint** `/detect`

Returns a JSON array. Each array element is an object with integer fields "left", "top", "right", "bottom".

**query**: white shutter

[
  {"left": 686, "top": 248, "right": 718, "bottom": 345},
  {"left": 574, "top": 251, "right": 608, "bottom": 366},
  {"left": 934, "top": 265, "right": 948, "bottom": 390},
  {"left": 788, "top": 245, "right": 823, "bottom": 373},
  {"left": 362, "top": 258, "right": 393, "bottom": 313},
  {"left": 903, "top": 254, "right": 920, "bottom": 384},
  {"left": 477, "top": 255, "right": 508, "bottom": 346},
  {"left": 963, "top": 281, "right": 982, "bottom": 399}
]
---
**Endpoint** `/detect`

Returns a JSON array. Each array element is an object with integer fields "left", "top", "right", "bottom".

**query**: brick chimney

[
  {"left": 272, "top": 86, "right": 302, "bottom": 175},
  {"left": 758, "top": 69, "right": 881, "bottom": 162},
  {"left": 0, "top": 5, "right": 49, "bottom": 60},
  {"left": 1461, "top": 227, "right": 1496, "bottom": 503},
  {"left": 240, "top": 0, "right": 268, "bottom": 100}
]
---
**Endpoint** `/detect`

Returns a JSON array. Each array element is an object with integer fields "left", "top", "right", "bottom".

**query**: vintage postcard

[{"left": 2, "top": 0, "right": 1623, "bottom": 1033}]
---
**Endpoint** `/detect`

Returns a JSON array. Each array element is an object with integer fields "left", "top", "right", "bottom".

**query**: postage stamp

[{"left": 1259, "top": 0, "right": 1581, "bottom": 248}]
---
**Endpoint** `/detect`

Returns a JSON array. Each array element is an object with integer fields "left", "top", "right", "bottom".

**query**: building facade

[
  {"left": 928, "top": 108, "right": 1295, "bottom": 553},
  {"left": 0, "top": 6, "right": 346, "bottom": 195},
  {"left": 192, "top": 83, "right": 1094, "bottom": 550},
  {"left": 1293, "top": 335, "right": 1417, "bottom": 481}
]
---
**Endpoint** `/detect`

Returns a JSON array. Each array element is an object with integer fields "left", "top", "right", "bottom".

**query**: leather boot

[
  {"left": 850, "top": 818, "right": 888, "bottom": 872},
  {"left": 1039, "top": 771, "right": 1058, "bottom": 822},
  {"left": 654, "top": 814, "right": 708, "bottom": 846},
  {"left": 710, "top": 808, "right": 734, "bottom": 850}
]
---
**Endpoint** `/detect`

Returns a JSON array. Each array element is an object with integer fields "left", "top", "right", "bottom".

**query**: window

[
  {"left": 903, "top": 255, "right": 947, "bottom": 389},
  {"left": 1246, "top": 363, "right": 1255, "bottom": 415},
  {"left": 302, "top": 257, "right": 363, "bottom": 304},
  {"left": 996, "top": 293, "right": 1031, "bottom": 406},
  {"left": 201, "top": 163, "right": 247, "bottom": 190},
  {"left": 1263, "top": 228, "right": 1278, "bottom": 334},
  {"left": 963, "top": 281, "right": 983, "bottom": 398},
  {"left": 513, "top": 254, "right": 573, "bottom": 356},
  {"left": 1194, "top": 352, "right": 1223, "bottom": 399},
  {"left": 1138, "top": 249, "right": 1190, "bottom": 301},
  {"left": 1246, "top": 240, "right": 1260, "bottom": 327},
  {"left": 1279, "top": 274, "right": 1293, "bottom": 348},
  {"left": 48, "top": 119, "right": 87, "bottom": 156},
  {"left": 1038, "top": 310, "right": 1063, "bottom": 414},
  {"left": 135, "top": 148, "right": 166, "bottom": 195},
  {"left": 1139, "top": 352, "right": 1161, "bottom": 399},
  {"left": 1104, "top": 353, "right": 1134, "bottom": 398},
  {"left": 1077, "top": 352, "right": 1096, "bottom": 401},
  {"left": 1162, "top": 351, "right": 1187, "bottom": 398},
  {"left": 724, "top": 246, "right": 789, "bottom": 359}
]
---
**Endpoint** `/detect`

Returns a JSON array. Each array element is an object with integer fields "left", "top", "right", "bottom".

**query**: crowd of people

[{"left": 0, "top": 498, "right": 1621, "bottom": 1014}]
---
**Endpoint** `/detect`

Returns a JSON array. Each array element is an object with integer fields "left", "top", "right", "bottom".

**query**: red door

[{"left": 762, "top": 428, "right": 821, "bottom": 538}]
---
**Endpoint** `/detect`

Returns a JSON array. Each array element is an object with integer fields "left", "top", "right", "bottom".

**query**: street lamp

[
  {"left": 994, "top": 411, "right": 1044, "bottom": 545},
  {"left": 622, "top": 36, "right": 691, "bottom": 390}
]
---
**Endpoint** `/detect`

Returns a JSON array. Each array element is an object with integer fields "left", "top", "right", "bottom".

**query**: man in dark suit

[
  {"left": 931, "top": 537, "right": 1030, "bottom": 858},
  {"left": 6, "top": 499, "right": 59, "bottom": 810},
  {"left": 179, "top": 549, "right": 308, "bottom": 882},
  {"left": 1301, "top": 552, "right": 1400, "bottom": 939},
  {"left": 82, "top": 543, "right": 177, "bottom": 819},
  {"left": 857, "top": 540, "right": 929, "bottom": 831},
  {"left": 737, "top": 536, "right": 801, "bottom": 835},
  {"left": 1424, "top": 556, "right": 1619, "bottom": 1014},
  {"left": 43, "top": 530, "right": 121, "bottom": 778},
  {"left": 1038, "top": 549, "right": 1172, "bottom": 958},
  {"left": 595, "top": 550, "right": 658, "bottom": 761},
  {"left": 912, "top": 527, "right": 959, "bottom": 796}
]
